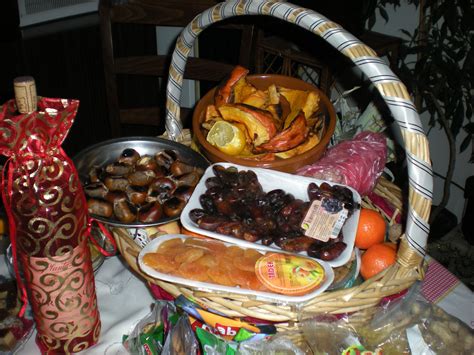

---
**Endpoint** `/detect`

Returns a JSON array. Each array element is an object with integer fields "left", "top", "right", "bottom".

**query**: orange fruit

[
  {"left": 360, "top": 243, "right": 397, "bottom": 280},
  {"left": 355, "top": 208, "right": 386, "bottom": 250}
]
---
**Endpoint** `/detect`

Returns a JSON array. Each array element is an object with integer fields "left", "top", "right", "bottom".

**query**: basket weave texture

[
  {"left": 117, "top": 0, "right": 433, "bottom": 325},
  {"left": 113, "top": 177, "right": 418, "bottom": 325}
]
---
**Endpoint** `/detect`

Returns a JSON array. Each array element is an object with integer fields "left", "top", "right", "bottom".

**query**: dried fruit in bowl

[
  {"left": 254, "top": 112, "right": 309, "bottom": 153},
  {"left": 200, "top": 66, "right": 326, "bottom": 161},
  {"left": 280, "top": 87, "right": 320, "bottom": 128},
  {"left": 218, "top": 104, "right": 278, "bottom": 147},
  {"left": 214, "top": 65, "right": 249, "bottom": 107},
  {"left": 275, "top": 133, "right": 320, "bottom": 159}
]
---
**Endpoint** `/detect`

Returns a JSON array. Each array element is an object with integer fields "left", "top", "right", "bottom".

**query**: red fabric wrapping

[
  {"left": 0, "top": 97, "right": 101, "bottom": 354},
  {"left": 367, "top": 191, "right": 402, "bottom": 224}
]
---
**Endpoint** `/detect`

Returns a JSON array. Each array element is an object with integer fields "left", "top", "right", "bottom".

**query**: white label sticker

[
  {"left": 300, "top": 198, "right": 348, "bottom": 241},
  {"left": 128, "top": 228, "right": 151, "bottom": 248}
]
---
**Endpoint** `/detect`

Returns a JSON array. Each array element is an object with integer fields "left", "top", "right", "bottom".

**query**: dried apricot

[
  {"left": 156, "top": 245, "right": 182, "bottom": 258},
  {"left": 207, "top": 266, "right": 235, "bottom": 286},
  {"left": 178, "top": 262, "right": 210, "bottom": 282},
  {"left": 244, "top": 248, "right": 264, "bottom": 259},
  {"left": 159, "top": 238, "right": 184, "bottom": 250},
  {"left": 247, "top": 273, "right": 269, "bottom": 291},
  {"left": 142, "top": 253, "right": 178, "bottom": 273},
  {"left": 216, "top": 254, "right": 234, "bottom": 269},
  {"left": 229, "top": 269, "right": 254, "bottom": 288},
  {"left": 225, "top": 245, "right": 244, "bottom": 258},
  {"left": 175, "top": 247, "right": 205, "bottom": 263},
  {"left": 184, "top": 238, "right": 226, "bottom": 253},
  {"left": 234, "top": 249, "right": 264, "bottom": 272},
  {"left": 195, "top": 254, "right": 219, "bottom": 268}
]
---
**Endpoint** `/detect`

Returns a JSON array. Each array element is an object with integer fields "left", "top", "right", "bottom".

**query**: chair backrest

[{"left": 99, "top": 0, "right": 256, "bottom": 137}]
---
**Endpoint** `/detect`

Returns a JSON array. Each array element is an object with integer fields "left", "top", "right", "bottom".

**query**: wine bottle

[{"left": 0, "top": 77, "right": 101, "bottom": 354}]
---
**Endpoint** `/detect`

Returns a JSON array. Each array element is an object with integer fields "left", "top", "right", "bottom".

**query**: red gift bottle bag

[{"left": 0, "top": 77, "right": 101, "bottom": 354}]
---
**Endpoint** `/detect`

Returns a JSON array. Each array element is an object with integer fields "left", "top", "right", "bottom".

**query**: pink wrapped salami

[{"left": 297, "top": 131, "right": 387, "bottom": 196}]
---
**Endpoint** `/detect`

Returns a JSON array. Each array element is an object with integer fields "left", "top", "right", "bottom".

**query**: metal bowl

[{"left": 73, "top": 136, "right": 210, "bottom": 228}]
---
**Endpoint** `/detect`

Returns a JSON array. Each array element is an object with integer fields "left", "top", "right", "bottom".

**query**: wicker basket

[{"left": 115, "top": 0, "right": 433, "bottom": 327}]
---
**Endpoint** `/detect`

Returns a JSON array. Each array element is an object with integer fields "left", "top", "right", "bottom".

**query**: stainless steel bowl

[{"left": 73, "top": 136, "right": 209, "bottom": 228}]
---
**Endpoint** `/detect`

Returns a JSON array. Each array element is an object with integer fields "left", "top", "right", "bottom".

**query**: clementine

[
  {"left": 355, "top": 208, "right": 386, "bottom": 250},
  {"left": 360, "top": 243, "right": 397, "bottom": 280}
]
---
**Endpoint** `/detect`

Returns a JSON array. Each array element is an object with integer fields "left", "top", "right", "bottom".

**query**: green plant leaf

[
  {"left": 460, "top": 134, "right": 472, "bottom": 153},
  {"left": 399, "top": 29, "right": 412, "bottom": 38},
  {"left": 466, "top": 104, "right": 472, "bottom": 120},
  {"left": 378, "top": 6, "right": 390, "bottom": 22},
  {"left": 464, "top": 122, "right": 474, "bottom": 134}
]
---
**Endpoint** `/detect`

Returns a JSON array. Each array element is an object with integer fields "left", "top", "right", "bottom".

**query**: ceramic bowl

[{"left": 192, "top": 74, "right": 336, "bottom": 173}]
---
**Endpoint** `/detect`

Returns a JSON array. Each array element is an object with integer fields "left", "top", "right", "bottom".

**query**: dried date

[{"left": 307, "top": 241, "right": 347, "bottom": 261}]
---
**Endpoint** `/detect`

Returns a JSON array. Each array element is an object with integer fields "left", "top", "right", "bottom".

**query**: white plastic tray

[
  {"left": 180, "top": 163, "right": 361, "bottom": 267},
  {"left": 138, "top": 234, "right": 334, "bottom": 304}
]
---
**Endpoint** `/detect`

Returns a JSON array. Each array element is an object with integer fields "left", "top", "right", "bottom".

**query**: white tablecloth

[{"left": 16, "top": 255, "right": 474, "bottom": 354}]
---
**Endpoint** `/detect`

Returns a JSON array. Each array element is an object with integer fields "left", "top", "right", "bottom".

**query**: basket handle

[{"left": 165, "top": 0, "right": 432, "bottom": 258}]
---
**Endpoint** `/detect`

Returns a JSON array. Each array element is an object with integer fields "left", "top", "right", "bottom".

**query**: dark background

[{"left": 0, "top": 0, "right": 366, "bottom": 158}]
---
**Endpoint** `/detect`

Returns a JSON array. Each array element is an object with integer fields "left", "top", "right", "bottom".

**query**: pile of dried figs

[
  {"left": 189, "top": 165, "right": 359, "bottom": 261},
  {"left": 84, "top": 148, "right": 204, "bottom": 224}
]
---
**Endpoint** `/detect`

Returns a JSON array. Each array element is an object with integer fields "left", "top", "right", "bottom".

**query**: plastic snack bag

[
  {"left": 356, "top": 282, "right": 474, "bottom": 354},
  {"left": 297, "top": 131, "right": 387, "bottom": 196},
  {"left": 175, "top": 295, "right": 269, "bottom": 340},
  {"left": 237, "top": 329, "right": 311, "bottom": 355},
  {"left": 195, "top": 327, "right": 238, "bottom": 355},
  {"left": 161, "top": 315, "right": 200, "bottom": 355},
  {"left": 299, "top": 313, "right": 374, "bottom": 354},
  {"left": 123, "top": 301, "right": 178, "bottom": 355}
]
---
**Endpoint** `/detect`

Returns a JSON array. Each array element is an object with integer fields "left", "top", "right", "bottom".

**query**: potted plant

[{"left": 365, "top": 0, "right": 472, "bottom": 223}]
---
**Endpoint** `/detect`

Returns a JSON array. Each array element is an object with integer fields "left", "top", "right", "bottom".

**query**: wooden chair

[{"left": 99, "top": 0, "right": 257, "bottom": 137}]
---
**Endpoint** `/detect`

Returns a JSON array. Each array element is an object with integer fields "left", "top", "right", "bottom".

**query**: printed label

[
  {"left": 255, "top": 253, "right": 325, "bottom": 295},
  {"left": 22, "top": 243, "right": 100, "bottom": 340},
  {"left": 301, "top": 198, "right": 348, "bottom": 241}
]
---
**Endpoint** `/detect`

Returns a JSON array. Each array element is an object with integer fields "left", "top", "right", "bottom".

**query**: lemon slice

[{"left": 206, "top": 121, "right": 246, "bottom": 155}]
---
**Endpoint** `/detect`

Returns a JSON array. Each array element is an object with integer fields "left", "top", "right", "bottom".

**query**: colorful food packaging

[
  {"left": 161, "top": 315, "right": 200, "bottom": 355},
  {"left": 176, "top": 295, "right": 277, "bottom": 341},
  {"left": 122, "top": 300, "right": 179, "bottom": 354},
  {"left": 195, "top": 327, "right": 238, "bottom": 355},
  {"left": 255, "top": 253, "right": 326, "bottom": 296}
]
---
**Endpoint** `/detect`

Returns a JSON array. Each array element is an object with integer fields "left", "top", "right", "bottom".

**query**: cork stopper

[{"left": 14, "top": 76, "right": 37, "bottom": 114}]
